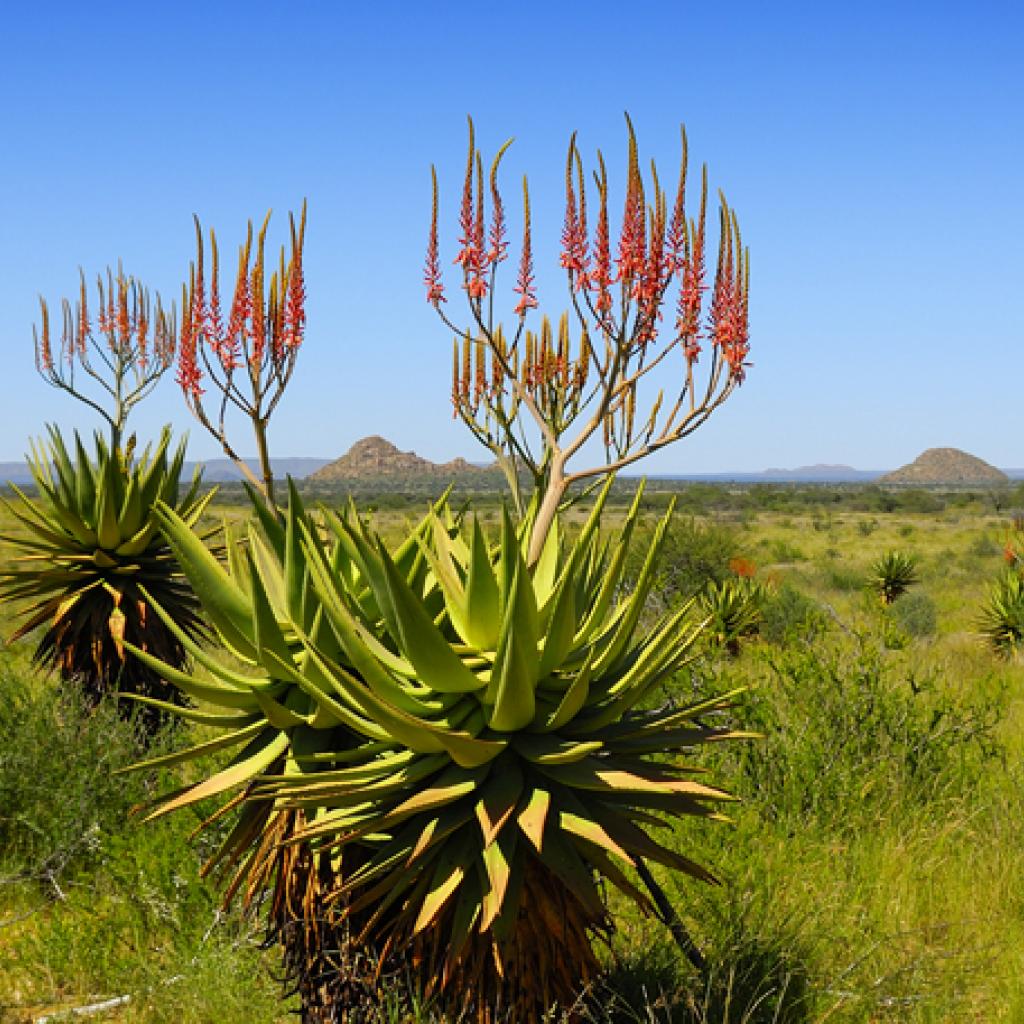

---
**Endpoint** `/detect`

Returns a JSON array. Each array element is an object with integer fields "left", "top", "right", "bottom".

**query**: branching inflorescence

[
  {"left": 427, "top": 116, "right": 750, "bottom": 564},
  {"left": 177, "top": 203, "right": 307, "bottom": 511},
  {"left": 34, "top": 268, "right": 176, "bottom": 449}
]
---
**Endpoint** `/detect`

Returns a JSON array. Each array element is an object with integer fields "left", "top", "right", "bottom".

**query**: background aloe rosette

[
  {"left": 127, "top": 481, "right": 744, "bottom": 1020},
  {"left": 0, "top": 426, "right": 211, "bottom": 725}
]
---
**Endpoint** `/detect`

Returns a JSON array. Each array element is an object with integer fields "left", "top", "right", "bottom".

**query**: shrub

[
  {"left": 712, "top": 642, "right": 1005, "bottom": 826},
  {"left": 628, "top": 516, "right": 740, "bottom": 611},
  {"left": 891, "top": 590, "right": 938, "bottom": 638},
  {"left": 822, "top": 564, "right": 862, "bottom": 592},
  {"left": 0, "top": 667, "right": 169, "bottom": 883},
  {"left": 759, "top": 584, "right": 828, "bottom": 647},
  {"left": 765, "top": 538, "right": 806, "bottom": 564}
]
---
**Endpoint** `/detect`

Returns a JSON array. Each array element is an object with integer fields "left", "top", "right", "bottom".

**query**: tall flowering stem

[
  {"left": 426, "top": 117, "right": 750, "bottom": 565},
  {"left": 34, "top": 268, "right": 176, "bottom": 450},
  {"left": 177, "top": 202, "right": 307, "bottom": 513}
]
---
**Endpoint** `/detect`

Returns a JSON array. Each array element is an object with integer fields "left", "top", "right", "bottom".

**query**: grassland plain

[{"left": 1, "top": 486, "right": 1023, "bottom": 1023}]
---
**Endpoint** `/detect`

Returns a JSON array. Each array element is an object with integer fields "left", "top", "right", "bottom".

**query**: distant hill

[
  {"left": 310, "top": 436, "right": 493, "bottom": 482},
  {"left": 880, "top": 448, "right": 1008, "bottom": 485},
  {"left": 0, "top": 457, "right": 331, "bottom": 486}
]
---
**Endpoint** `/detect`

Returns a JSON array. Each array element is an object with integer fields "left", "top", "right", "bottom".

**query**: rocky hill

[
  {"left": 880, "top": 448, "right": 1008, "bottom": 485},
  {"left": 310, "top": 436, "right": 489, "bottom": 482}
]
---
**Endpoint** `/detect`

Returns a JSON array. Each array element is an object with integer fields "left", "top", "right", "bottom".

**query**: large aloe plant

[
  {"left": 126, "top": 482, "right": 744, "bottom": 1020},
  {"left": 0, "top": 426, "right": 212, "bottom": 726}
]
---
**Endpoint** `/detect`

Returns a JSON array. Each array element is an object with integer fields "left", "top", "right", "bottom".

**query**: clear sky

[{"left": 1, "top": 1, "right": 1021, "bottom": 472}]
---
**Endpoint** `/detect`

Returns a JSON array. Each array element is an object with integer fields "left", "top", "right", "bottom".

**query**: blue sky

[{"left": 1, "top": 1, "right": 1021, "bottom": 471}]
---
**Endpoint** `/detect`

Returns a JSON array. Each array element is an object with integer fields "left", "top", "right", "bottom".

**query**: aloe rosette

[
  {"left": 0, "top": 426, "right": 211, "bottom": 721},
  {"left": 129, "top": 482, "right": 744, "bottom": 1021}
]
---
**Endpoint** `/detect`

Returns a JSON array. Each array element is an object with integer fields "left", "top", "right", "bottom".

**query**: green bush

[
  {"left": 712, "top": 642, "right": 1005, "bottom": 827},
  {"left": 891, "top": 590, "right": 938, "bottom": 638},
  {"left": 627, "top": 515, "right": 739, "bottom": 611},
  {"left": 765, "top": 538, "right": 806, "bottom": 563},
  {"left": 759, "top": 584, "right": 828, "bottom": 646},
  {"left": 0, "top": 666, "right": 291, "bottom": 1022},
  {"left": 0, "top": 666, "right": 171, "bottom": 882},
  {"left": 821, "top": 564, "right": 862, "bottom": 592}
]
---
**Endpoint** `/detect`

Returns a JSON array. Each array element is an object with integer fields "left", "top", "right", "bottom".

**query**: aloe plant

[
  {"left": 0, "top": 426, "right": 212, "bottom": 725},
  {"left": 699, "top": 578, "right": 770, "bottom": 656},
  {"left": 868, "top": 550, "right": 919, "bottom": 605},
  {"left": 979, "top": 570, "right": 1024, "bottom": 659},
  {"left": 125, "top": 481, "right": 745, "bottom": 1020},
  {"left": 119, "top": 116, "right": 753, "bottom": 1021}
]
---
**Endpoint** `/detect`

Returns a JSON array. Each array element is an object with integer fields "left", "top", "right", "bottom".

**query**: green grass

[{"left": 2, "top": 494, "right": 1023, "bottom": 1022}]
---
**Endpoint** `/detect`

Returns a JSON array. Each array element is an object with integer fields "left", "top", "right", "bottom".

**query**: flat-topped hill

[
  {"left": 880, "top": 447, "right": 1008, "bottom": 485},
  {"left": 310, "top": 436, "right": 489, "bottom": 482}
]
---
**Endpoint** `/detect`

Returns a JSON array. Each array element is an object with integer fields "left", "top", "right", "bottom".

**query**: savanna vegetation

[
  {"left": 3, "top": 487, "right": 1023, "bottom": 1022},
  {"left": 2, "top": 113, "right": 1023, "bottom": 1024}
]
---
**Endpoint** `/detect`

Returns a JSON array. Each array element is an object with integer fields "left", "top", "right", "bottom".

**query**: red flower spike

[
  {"left": 117, "top": 272, "right": 130, "bottom": 343},
  {"left": 37, "top": 299, "right": 53, "bottom": 372},
  {"left": 677, "top": 166, "right": 708, "bottom": 348},
  {"left": 560, "top": 134, "right": 583, "bottom": 278},
  {"left": 616, "top": 119, "right": 647, "bottom": 284},
  {"left": 666, "top": 126, "right": 688, "bottom": 274},
  {"left": 425, "top": 166, "right": 446, "bottom": 305},
  {"left": 456, "top": 118, "right": 475, "bottom": 269},
  {"left": 208, "top": 230, "right": 224, "bottom": 346},
  {"left": 589, "top": 153, "right": 614, "bottom": 316},
  {"left": 250, "top": 214, "right": 270, "bottom": 368},
  {"left": 190, "top": 220, "right": 208, "bottom": 358},
  {"left": 77, "top": 273, "right": 89, "bottom": 357},
  {"left": 451, "top": 339, "right": 461, "bottom": 416},
  {"left": 283, "top": 209, "right": 307, "bottom": 351},
  {"left": 466, "top": 151, "right": 488, "bottom": 298},
  {"left": 487, "top": 143, "right": 511, "bottom": 266},
  {"left": 106, "top": 273, "right": 115, "bottom": 346},
  {"left": 137, "top": 292, "right": 149, "bottom": 372},
  {"left": 176, "top": 278, "right": 203, "bottom": 398},
  {"left": 513, "top": 176, "right": 538, "bottom": 317}
]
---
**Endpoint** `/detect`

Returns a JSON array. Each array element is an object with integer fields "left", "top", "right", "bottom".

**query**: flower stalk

[
  {"left": 427, "top": 117, "right": 750, "bottom": 565},
  {"left": 177, "top": 203, "right": 307, "bottom": 515},
  {"left": 34, "top": 267, "right": 176, "bottom": 450}
]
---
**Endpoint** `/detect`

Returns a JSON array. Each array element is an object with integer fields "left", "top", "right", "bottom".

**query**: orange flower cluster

[
  {"left": 35, "top": 269, "right": 175, "bottom": 390},
  {"left": 178, "top": 205, "right": 306, "bottom": 401},
  {"left": 430, "top": 118, "right": 748, "bottom": 386},
  {"left": 428, "top": 118, "right": 750, "bottom": 506},
  {"left": 729, "top": 557, "right": 757, "bottom": 579}
]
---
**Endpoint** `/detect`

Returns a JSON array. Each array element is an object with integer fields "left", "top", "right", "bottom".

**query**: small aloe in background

[
  {"left": 979, "top": 523, "right": 1024, "bottom": 659},
  {"left": 700, "top": 577, "right": 771, "bottom": 656},
  {"left": 868, "top": 550, "right": 919, "bottom": 605}
]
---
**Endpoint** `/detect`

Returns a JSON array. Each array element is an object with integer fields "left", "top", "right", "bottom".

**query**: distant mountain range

[
  {"left": 2, "top": 443, "right": 1022, "bottom": 486},
  {"left": 0, "top": 457, "right": 333, "bottom": 486}
]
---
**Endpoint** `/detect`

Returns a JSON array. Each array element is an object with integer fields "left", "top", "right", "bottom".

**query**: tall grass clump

[
  {"left": 709, "top": 640, "right": 1005, "bottom": 827},
  {"left": 0, "top": 666, "right": 289, "bottom": 1023},
  {"left": 0, "top": 665, "right": 163, "bottom": 884}
]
